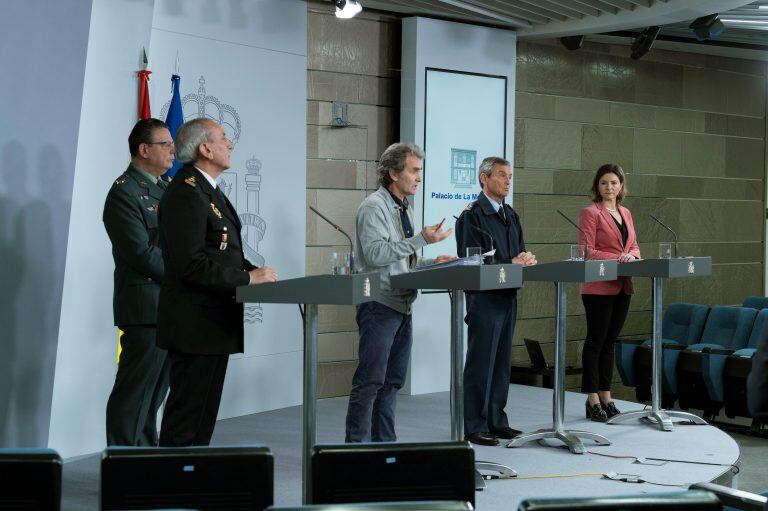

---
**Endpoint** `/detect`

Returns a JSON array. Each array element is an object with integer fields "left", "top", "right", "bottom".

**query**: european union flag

[{"left": 163, "top": 74, "right": 184, "bottom": 179}]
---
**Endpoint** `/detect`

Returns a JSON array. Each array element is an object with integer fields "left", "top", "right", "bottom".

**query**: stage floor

[{"left": 62, "top": 384, "right": 741, "bottom": 509}]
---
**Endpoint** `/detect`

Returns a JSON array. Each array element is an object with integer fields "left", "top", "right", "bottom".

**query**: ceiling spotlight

[
  {"left": 689, "top": 14, "right": 724, "bottom": 41},
  {"left": 630, "top": 26, "right": 660, "bottom": 60},
  {"left": 334, "top": 0, "right": 362, "bottom": 19},
  {"left": 560, "top": 35, "right": 585, "bottom": 51}
]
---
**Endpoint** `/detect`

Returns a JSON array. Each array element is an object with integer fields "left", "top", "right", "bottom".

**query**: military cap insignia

[
  {"left": 184, "top": 176, "right": 196, "bottom": 187},
  {"left": 210, "top": 202, "right": 223, "bottom": 219}
]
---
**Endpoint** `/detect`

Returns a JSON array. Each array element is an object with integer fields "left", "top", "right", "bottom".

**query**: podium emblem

[
  {"left": 687, "top": 261, "right": 695, "bottom": 274},
  {"left": 363, "top": 277, "right": 371, "bottom": 297},
  {"left": 499, "top": 267, "right": 506, "bottom": 284},
  {"left": 599, "top": 263, "right": 605, "bottom": 277}
]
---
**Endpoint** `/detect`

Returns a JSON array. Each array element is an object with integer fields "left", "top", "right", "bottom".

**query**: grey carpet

[{"left": 62, "top": 384, "right": 760, "bottom": 510}]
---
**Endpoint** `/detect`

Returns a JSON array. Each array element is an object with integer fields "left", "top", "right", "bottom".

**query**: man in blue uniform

[{"left": 455, "top": 156, "right": 537, "bottom": 446}]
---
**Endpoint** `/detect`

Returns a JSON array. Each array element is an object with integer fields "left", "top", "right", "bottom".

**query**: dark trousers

[
  {"left": 345, "top": 301, "right": 412, "bottom": 442},
  {"left": 464, "top": 293, "right": 517, "bottom": 435},
  {"left": 106, "top": 326, "right": 170, "bottom": 446},
  {"left": 159, "top": 351, "right": 229, "bottom": 447},
  {"left": 581, "top": 292, "right": 631, "bottom": 393}
]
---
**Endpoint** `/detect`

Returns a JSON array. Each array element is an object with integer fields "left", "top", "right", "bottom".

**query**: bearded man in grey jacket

[{"left": 345, "top": 142, "right": 455, "bottom": 442}]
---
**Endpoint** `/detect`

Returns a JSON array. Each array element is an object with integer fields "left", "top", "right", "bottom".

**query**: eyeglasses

[{"left": 145, "top": 141, "right": 174, "bottom": 148}]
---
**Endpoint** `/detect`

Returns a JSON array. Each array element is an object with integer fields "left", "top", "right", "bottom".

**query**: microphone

[
  {"left": 650, "top": 214, "right": 679, "bottom": 258},
  {"left": 309, "top": 205, "right": 356, "bottom": 273},
  {"left": 453, "top": 215, "right": 495, "bottom": 259},
  {"left": 556, "top": 210, "right": 590, "bottom": 260}
]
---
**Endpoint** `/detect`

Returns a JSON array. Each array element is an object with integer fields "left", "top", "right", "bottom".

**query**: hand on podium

[
  {"left": 512, "top": 251, "right": 537, "bottom": 266},
  {"left": 248, "top": 267, "right": 278, "bottom": 285},
  {"left": 435, "top": 255, "right": 458, "bottom": 263}
]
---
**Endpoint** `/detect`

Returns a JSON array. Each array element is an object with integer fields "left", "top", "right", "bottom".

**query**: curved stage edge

[{"left": 209, "top": 383, "right": 740, "bottom": 508}]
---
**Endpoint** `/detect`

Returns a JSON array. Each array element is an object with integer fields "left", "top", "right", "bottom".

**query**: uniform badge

[
  {"left": 114, "top": 178, "right": 126, "bottom": 185},
  {"left": 139, "top": 194, "right": 149, "bottom": 201},
  {"left": 184, "top": 176, "right": 196, "bottom": 187},
  {"left": 147, "top": 204, "right": 158, "bottom": 213},
  {"left": 219, "top": 226, "right": 228, "bottom": 250},
  {"left": 211, "top": 202, "right": 223, "bottom": 219}
]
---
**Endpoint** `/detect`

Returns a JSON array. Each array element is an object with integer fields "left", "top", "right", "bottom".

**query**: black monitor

[
  {"left": 270, "top": 501, "right": 472, "bottom": 511},
  {"left": 310, "top": 442, "right": 475, "bottom": 506},
  {"left": 518, "top": 490, "right": 721, "bottom": 510},
  {"left": 0, "top": 448, "right": 62, "bottom": 511},
  {"left": 100, "top": 445, "right": 273, "bottom": 511}
]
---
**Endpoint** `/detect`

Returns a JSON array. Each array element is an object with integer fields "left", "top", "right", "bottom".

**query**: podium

[
  {"left": 608, "top": 257, "right": 712, "bottom": 431},
  {"left": 507, "top": 260, "right": 617, "bottom": 454},
  {"left": 237, "top": 273, "right": 379, "bottom": 504},
  {"left": 391, "top": 263, "right": 523, "bottom": 488}
]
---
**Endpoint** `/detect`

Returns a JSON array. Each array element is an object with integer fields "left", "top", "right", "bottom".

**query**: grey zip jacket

[{"left": 354, "top": 187, "right": 435, "bottom": 314}]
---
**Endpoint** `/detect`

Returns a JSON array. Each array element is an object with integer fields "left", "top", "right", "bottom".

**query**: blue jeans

[{"left": 345, "top": 301, "right": 412, "bottom": 442}]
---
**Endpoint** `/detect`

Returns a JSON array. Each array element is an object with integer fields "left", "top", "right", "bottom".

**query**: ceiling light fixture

[{"left": 334, "top": 0, "right": 362, "bottom": 19}]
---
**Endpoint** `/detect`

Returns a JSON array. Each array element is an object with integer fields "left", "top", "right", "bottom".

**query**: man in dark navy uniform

[
  {"left": 157, "top": 118, "right": 278, "bottom": 446},
  {"left": 103, "top": 118, "right": 174, "bottom": 446},
  {"left": 455, "top": 156, "right": 537, "bottom": 446}
]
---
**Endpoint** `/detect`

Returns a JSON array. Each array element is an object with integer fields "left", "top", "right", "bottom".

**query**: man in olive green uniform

[{"left": 103, "top": 118, "right": 175, "bottom": 446}]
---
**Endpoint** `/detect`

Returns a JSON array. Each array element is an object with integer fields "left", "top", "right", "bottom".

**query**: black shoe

[
  {"left": 585, "top": 401, "right": 608, "bottom": 422},
  {"left": 490, "top": 427, "right": 522, "bottom": 439},
  {"left": 601, "top": 401, "right": 621, "bottom": 419},
  {"left": 465, "top": 432, "right": 499, "bottom": 446}
]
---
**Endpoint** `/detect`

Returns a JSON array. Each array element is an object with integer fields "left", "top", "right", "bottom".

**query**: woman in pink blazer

[{"left": 579, "top": 163, "right": 641, "bottom": 422}]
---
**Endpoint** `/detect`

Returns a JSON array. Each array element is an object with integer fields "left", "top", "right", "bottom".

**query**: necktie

[{"left": 498, "top": 206, "right": 506, "bottom": 222}]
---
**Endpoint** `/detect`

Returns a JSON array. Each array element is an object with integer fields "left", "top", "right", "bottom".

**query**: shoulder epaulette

[
  {"left": 463, "top": 202, "right": 475, "bottom": 212},
  {"left": 184, "top": 176, "right": 196, "bottom": 187},
  {"left": 114, "top": 177, "right": 126, "bottom": 185}
]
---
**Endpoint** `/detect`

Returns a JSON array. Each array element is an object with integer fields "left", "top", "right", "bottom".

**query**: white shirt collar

[
  {"left": 193, "top": 165, "right": 218, "bottom": 189},
  {"left": 485, "top": 195, "right": 502, "bottom": 213}
]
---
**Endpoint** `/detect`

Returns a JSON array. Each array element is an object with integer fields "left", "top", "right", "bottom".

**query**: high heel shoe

[
  {"left": 585, "top": 401, "right": 608, "bottom": 422},
  {"left": 601, "top": 401, "right": 620, "bottom": 419}
]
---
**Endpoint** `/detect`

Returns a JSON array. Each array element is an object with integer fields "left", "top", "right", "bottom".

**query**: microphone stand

[
  {"left": 556, "top": 210, "right": 590, "bottom": 260},
  {"left": 309, "top": 205, "right": 356, "bottom": 273},
  {"left": 650, "top": 214, "right": 679, "bottom": 258},
  {"left": 453, "top": 215, "right": 495, "bottom": 262}
]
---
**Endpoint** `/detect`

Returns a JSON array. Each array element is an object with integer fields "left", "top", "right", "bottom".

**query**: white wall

[
  {"left": 0, "top": 0, "right": 93, "bottom": 449},
  {"left": 400, "top": 17, "right": 517, "bottom": 394}
]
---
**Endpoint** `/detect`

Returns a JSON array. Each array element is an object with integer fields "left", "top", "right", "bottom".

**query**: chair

[
  {"left": 675, "top": 306, "right": 757, "bottom": 417},
  {"left": 517, "top": 490, "right": 721, "bottom": 510},
  {"left": 700, "top": 309, "right": 768, "bottom": 420},
  {"left": 0, "top": 448, "right": 62, "bottom": 511},
  {"left": 310, "top": 442, "right": 475, "bottom": 506},
  {"left": 743, "top": 296, "right": 768, "bottom": 310},
  {"left": 100, "top": 446, "right": 273, "bottom": 511},
  {"left": 614, "top": 303, "right": 707, "bottom": 401},
  {"left": 722, "top": 309, "right": 768, "bottom": 424}
]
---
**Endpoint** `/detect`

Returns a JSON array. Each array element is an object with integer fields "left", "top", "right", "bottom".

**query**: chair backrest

[
  {"left": 743, "top": 296, "right": 768, "bottom": 310},
  {"left": 0, "top": 448, "right": 62, "bottom": 511},
  {"left": 310, "top": 442, "right": 475, "bottom": 506},
  {"left": 662, "top": 303, "right": 709, "bottom": 346},
  {"left": 700, "top": 306, "right": 758, "bottom": 350},
  {"left": 746, "top": 308, "right": 768, "bottom": 350},
  {"left": 100, "top": 446, "right": 273, "bottom": 511},
  {"left": 518, "top": 490, "right": 721, "bottom": 510}
]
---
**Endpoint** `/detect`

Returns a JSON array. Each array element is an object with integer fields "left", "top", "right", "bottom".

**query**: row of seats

[
  {"left": 616, "top": 296, "right": 768, "bottom": 422},
  {"left": 2, "top": 445, "right": 766, "bottom": 510}
]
